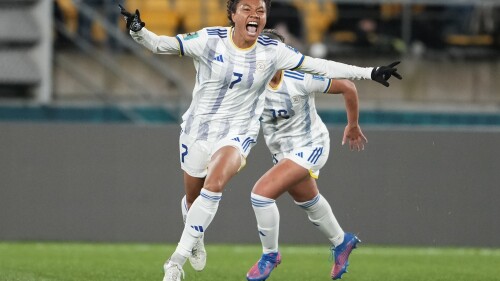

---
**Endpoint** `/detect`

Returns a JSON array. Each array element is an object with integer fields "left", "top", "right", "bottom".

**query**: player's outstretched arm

[{"left": 298, "top": 57, "right": 403, "bottom": 87}]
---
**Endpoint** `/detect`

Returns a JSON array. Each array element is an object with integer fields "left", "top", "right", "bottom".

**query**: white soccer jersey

[
  {"left": 132, "top": 27, "right": 305, "bottom": 142},
  {"left": 261, "top": 71, "right": 331, "bottom": 154},
  {"left": 131, "top": 26, "right": 374, "bottom": 143}
]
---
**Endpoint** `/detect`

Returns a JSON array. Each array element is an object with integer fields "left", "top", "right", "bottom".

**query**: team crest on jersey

[
  {"left": 183, "top": 32, "right": 199, "bottom": 40},
  {"left": 285, "top": 44, "right": 299, "bottom": 54},
  {"left": 256, "top": 61, "right": 266, "bottom": 71},
  {"left": 292, "top": 95, "right": 307, "bottom": 104}
]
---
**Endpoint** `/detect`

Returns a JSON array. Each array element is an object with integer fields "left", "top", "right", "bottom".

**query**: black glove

[
  {"left": 371, "top": 61, "right": 402, "bottom": 87},
  {"left": 119, "top": 4, "right": 145, "bottom": 32}
]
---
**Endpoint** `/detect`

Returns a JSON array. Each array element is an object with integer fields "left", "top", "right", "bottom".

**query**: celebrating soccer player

[
  {"left": 247, "top": 29, "right": 369, "bottom": 281},
  {"left": 119, "top": 0, "right": 402, "bottom": 280}
]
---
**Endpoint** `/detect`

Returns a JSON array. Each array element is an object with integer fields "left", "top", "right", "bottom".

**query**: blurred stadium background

[{"left": 1, "top": 0, "right": 499, "bottom": 250}]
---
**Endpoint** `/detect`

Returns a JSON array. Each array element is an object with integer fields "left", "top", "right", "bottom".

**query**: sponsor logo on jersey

[{"left": 312, "top": 75, "right": 325, "bottom": 81}]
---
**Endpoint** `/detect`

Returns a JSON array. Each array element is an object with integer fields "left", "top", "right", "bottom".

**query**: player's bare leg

[
  {"left": 204, "top": 146, "right": 241, "bottom": 193},
  {"left": 183, "top": 173, "right": 204, "bottom": 209},
  {"left": 253, "top": 158, "right": 310, "bottom": 199}
]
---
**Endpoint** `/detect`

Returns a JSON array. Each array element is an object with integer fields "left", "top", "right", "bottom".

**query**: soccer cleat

[
  {"left": 189, "top": 235, "right": 207, "bottom": 271},
  {"left": 331, "top": 233, "right": 361, "bottom": 280},
  {"left": 246, "top": 252, "right": 281, "bottom": 281},
  {"left": 163, "top": 260, "right": 185, "bottom": 281}
]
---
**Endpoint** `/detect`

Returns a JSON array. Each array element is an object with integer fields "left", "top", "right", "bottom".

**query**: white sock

[
  {"left": 251, "top": 192, "right": 279, "bottom": 254},
  {"left": 295, "top": 194, "right": 344, "bottom": 247},
  {"left": 173, "top": 189, "right": 221, "bottom": 262},
  {"left": 181, "top": 195, "right": 188, "bottom": 224}
]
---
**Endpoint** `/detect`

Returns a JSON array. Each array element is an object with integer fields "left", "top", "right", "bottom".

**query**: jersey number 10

[{"left": 270, "top": 109, "right": 290, "bottom": 119}]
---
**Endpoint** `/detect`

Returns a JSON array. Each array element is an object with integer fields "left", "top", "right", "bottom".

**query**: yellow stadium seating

[
  {"left": 126, "top": 0, "right": 180, "bottom": 35},
  {"left": 174, "top": 0, "right": 227, "bottom": 32},
  {"left": 56, "top": 0, "right": 78, "bottom": 33},
  {"left": 57, "top": 0, "right": 229, "bottom": 41},
  {"left": 293, "top": 0, "right": 337, "bottom": 44},
  {"left": 446, "top": 34, "right": 494, "bottom": 46},
  {"left": 56, "top": 0, "right": 112, "bottom": 42}
]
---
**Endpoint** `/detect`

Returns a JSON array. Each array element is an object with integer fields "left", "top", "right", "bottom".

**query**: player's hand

[
  {"left": 342, "top": 124, "right": 368, "bottom": 151},
  {"left": 119, "top": 4, "right": 145, "bottom": 32},
  {"left": 371, "top": 61, "right": 402, "bottom": 87}
]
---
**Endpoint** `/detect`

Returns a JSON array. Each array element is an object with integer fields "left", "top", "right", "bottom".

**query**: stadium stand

[
  {"left": 56, "top": 0, "right": 222, "bottom": 43},
  {"left": 60, "top": 0, "right": 221, "bottom": 41},
  {"left": 0, "top": 51, "right": 40, "bottom": 87},
  {"left": 53, "top": 1, "right": 500, "bottom": 55},
  {"left": 0, "top": 2, "right": 41, "bottom": 97},
  {"left": 124, "top": 0, "right": 180, "bottom": 36},
  {"left": 10, "top": 0, "right": 496, "bottom": 111},
  {"left": 56, "top": 0, "right": 120, "bottom": 44},
  {"left": 173, "top": 0, "right": 226, "bottom": 32},
  {"left": 56, "top": 0, "right": 78, "bottom": 33},
  {"left": 292, "top": 0, "right": 337, "bottom": 45},
  {"left": 121, "top": 0, "right": 228, "bottom": 35},
  {"left": 0, "top": 9, "right": 39, "bottom": 45},
  {"left": 445, "top": 34, "right": 494, "bottom": 46}
]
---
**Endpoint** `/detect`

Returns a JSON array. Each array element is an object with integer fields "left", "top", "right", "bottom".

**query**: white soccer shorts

[
  {"left": 179, "top": 132, "right": 257, "bottom": 178},
  {"left": 273, "top": 142, "right": 330, "bottom": 179}
]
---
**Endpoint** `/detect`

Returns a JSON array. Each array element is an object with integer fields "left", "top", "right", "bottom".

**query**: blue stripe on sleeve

[
  {"left": 324, "top": 79, "right": 332, "bottom": 93},
  {"left": 175, "top": 35, "right": 185, "bottom": 56},
  {"left": 291, "top": 55, "right": 305, "bottom": 70}
]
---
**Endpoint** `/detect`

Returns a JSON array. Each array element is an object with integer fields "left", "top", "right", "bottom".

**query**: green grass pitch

[{"left": 1, "top": 242, "right": 499, "bottom": 281}]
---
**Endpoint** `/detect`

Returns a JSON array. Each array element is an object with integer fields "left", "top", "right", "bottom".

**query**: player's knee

[
  {"left": 203, "top": 182, "right": 225, "bottom": 193},
  {"left": 251, "top": 180, "right": 271, "bottom": 198}
]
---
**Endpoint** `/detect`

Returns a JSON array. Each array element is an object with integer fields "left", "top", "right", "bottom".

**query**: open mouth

[{"left": 246, "top": 21, "right": 258, "bottom": 35}]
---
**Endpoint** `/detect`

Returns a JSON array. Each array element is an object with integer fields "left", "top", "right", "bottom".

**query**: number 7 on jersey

[{"left": 229, "top": 72, "right": 243, "bottom": 89}]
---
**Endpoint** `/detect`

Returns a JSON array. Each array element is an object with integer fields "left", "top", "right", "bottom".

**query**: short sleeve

[
  {"left": 175, "top": 29, "right": 209, "bottom": 58},
  {"left": 305, "top": 74, "right": 332, "bottom": 94},
  {"left": 275, "top": 42, "right": 305, "bottom": 71}
]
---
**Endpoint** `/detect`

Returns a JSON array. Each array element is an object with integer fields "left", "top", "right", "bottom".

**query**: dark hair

[
  {"left": 227, "top": 0, "right": 272, "bottom": 27},
  {"left": 261, "top": 29, "right": 284, "bottom": 43}
]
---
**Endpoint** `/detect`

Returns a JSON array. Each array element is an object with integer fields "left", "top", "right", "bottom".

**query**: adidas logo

[
  {"left": 191, "top": 225, "right": 204, "bottom": 233},
  {"left": 214, "top": 54, "right": 224, "bottom": 62}
]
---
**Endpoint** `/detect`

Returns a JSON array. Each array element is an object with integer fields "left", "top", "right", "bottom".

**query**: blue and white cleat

[
  {"left": 246, "top": 252, "right": 281, "bottom": 281},
  {"left": 331, "top": 233, "right": 361, "bottom": 280}
]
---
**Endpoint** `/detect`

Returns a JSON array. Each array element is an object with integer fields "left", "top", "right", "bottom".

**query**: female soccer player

[
  {"left": 119, "top": 1, "right": 401, "bottom": 280},
  {"left": 246, "top": 29, "right": 370, "bottom": 281}
]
